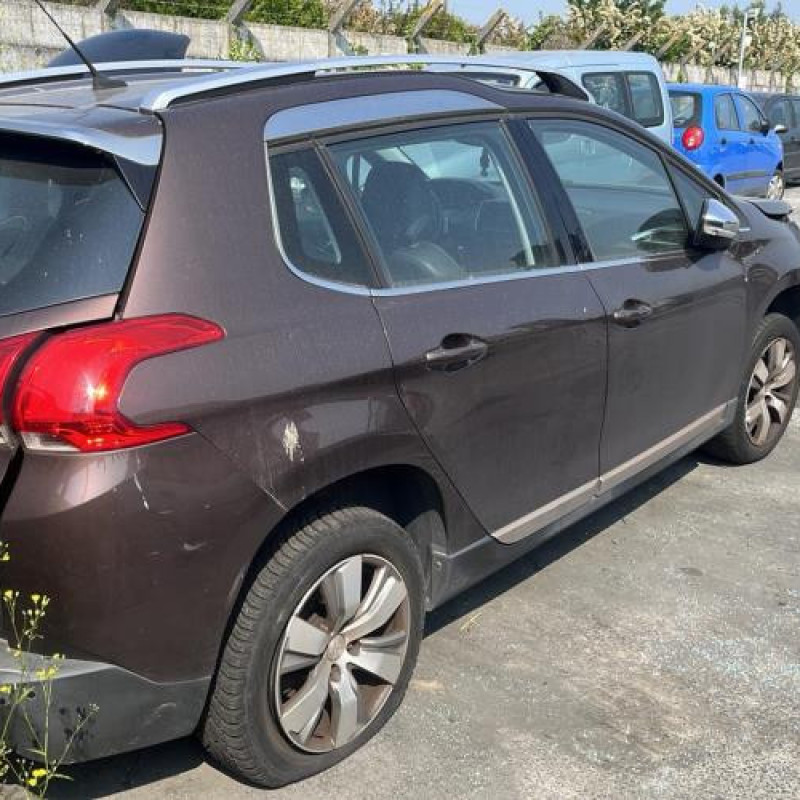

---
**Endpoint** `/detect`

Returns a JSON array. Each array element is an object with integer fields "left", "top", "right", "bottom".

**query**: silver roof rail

[
  {"left": 139, "top": 54, "right": 588, "bottom": 113},
  {"left": 0, "top": 59, "right": 247, "bottom": 91}
]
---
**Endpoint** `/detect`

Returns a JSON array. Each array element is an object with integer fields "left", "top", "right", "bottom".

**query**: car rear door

[
  {"left": 325, "top": 119, "right": 607, "bottom": 542},
  {"left": 788, "top": 100, "right": 800, "bottom": 179},
  {"left": 528, "top": 117, "right": 747, "bottom": 480}
]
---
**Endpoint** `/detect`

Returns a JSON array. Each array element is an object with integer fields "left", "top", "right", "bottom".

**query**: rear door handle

[
  {"left": 426, "top": 334, "right": 489, "bottom": 371},
  {"left": 612, "top": 300, "right": 653, "bottom": 328}
]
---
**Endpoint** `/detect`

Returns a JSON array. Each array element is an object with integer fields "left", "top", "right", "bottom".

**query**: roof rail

[
  {"left": 0, "top": 59, "right": 245, "bottom": 92},
  {"left": 139, "top": 54, "right": 588, "bottom": 113}
]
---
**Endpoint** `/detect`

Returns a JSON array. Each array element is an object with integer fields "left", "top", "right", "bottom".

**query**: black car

[
  {"left": 0, "top": 55, "right": 798, "bottom": 788},
  {"left": 752, "top": 91, "right": 800, "bottom": 183}
]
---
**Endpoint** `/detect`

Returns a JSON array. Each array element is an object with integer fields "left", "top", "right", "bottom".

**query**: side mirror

[
  {"left": 760, "top": 120, "right": 771, "bottom": 135},
  {"left": 695, "top": 198, "right": 740, "bottom": 251},
  {"left": 774, "top": 123, "right": 788, "bottom": 135}
]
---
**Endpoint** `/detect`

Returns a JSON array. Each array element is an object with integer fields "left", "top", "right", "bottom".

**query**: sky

[{"left": 448, "top": 1, "right": 800, "bottom": 25}]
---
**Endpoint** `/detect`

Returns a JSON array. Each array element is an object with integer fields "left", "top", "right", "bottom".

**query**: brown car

[{"left": 0, "top": 55, "right": 798, "bottom": 787}]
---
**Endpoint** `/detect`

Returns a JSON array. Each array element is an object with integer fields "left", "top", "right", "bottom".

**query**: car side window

[
  {"left": 627, "top": 72, "right": 664, "bottom": 127},
  {"left": 768, "top": 99, "right": 791, "bottom": 128},
  {"left": 269, "top": 147, "right": 375, "bottom": 288},
  {"left": 327, "top": 122, "right": 560, "bottom": 289},
  {"left": 739, "top": 95, "right": 766, "bottom": 133},
  {"left": 530, "top": 119, "right": 689, "bottom": 261},
  {"left": 582, "top": 73, "right": 628, "bottom": 116},
  {"left": 715, "top": 94, "right": 740, "bottom": 131},
  {"left": 792, "top": 100, "right": 800, "bottom": 128}
]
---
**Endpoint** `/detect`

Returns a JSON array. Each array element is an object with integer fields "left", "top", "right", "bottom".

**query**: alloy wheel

[
  {"left": 745, "top": 336, "right": 796, "bottom": 446},
  {"left": 273, "top": 554, "right": 410, "bottom": 753}
]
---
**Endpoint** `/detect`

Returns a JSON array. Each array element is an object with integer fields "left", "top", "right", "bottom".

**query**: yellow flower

[
  {"left": 31, "top": 594, "right": 40, "bottom": 604},
  {"left": 32, "top": 768, "right": 47, "bottom": 778},
  {"left": 0, "top": 685, "right": 10, "bottom": 693},
  {"left": 2, "top": 590, "right": 12, "bottom": 600},
  {"left": 27, "top": 776, "right": 38, "bottom": 786}
]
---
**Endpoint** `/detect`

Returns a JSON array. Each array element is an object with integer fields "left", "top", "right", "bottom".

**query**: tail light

[
  {"left": 0, "top": 333, "right": 39, "bottom": 446},
  {"left": 681, "top": 126, "right": 705, "bottom": 151},
  {"left": 11, "top": 315, "right": 224, "bottom": 453}
]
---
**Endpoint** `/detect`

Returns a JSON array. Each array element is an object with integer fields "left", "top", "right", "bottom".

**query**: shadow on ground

[{"left": 46, "top": 455, "right": 701, "bottom": 799}]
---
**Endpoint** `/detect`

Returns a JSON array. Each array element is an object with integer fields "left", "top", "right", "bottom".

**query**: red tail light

[
  {"left": 0, "top": 333, "right": 39, "bottom": 445},
  {"left": 11, "top": 315, "right": 224, "bottom": 453},
  {"left": 681, "top": 126, "right": 705, "bottom": 151}
]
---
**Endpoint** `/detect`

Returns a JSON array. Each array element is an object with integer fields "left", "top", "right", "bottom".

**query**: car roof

[
  {"left": 669, "top": 83, "right": 743, "bottom": 95},
  {"left": 0, "top": 58, "right": 596, "bottom": 164}
]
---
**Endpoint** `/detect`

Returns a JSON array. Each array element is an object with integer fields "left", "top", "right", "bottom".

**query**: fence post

[
  {"left": 328, "top": 0, "right": 366, "bottom": 56},
  {"left": 655, "top": 31, "right": 686, "bottom": 59},
  {"left": 579, "top": 23, "right": 607, "bottom": 50},
  {"left": 476, "top": 9, "right": 507, "bottom": 54},
  {"left": 410, "top": 0, "right": 444, "bottom": 54},
  {"left": 225, "top": 0, "right": 254, "bottom": 26},
  {"left": 622, "top": 30, "right": 645, "bottom": 51}
]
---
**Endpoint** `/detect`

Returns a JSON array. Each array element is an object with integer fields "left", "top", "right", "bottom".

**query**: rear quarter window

[
  {"left": 0, "top": 134, "right": 144, "bottom": 317},
  {"left": 627, "top": 72, "right": 664, "bottom": 127},
  {"left": 670, "top": 92, "right": 702, "bottom": 128}
]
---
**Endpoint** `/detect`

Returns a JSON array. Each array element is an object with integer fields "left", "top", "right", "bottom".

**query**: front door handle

[
  {"left": 612, "top": 300, "right": 653, "bottom": 328},
  {"left": 426, "top": 334, "right": 489, "bottom": 371}
]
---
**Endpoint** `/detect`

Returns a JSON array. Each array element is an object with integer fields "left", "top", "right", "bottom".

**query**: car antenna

[{"left": 33, "top": 0, "right": 126, "bottom": 90}]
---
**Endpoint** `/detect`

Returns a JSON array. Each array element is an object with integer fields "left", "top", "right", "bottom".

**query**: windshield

[{"left": 0, "top": 134, "right": 144, "bottom": 317}]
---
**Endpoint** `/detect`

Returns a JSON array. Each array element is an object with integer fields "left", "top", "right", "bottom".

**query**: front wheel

[
  {"left": 705, "top": 313, "right": 799, "bottom": 464},
  {"left": 766, "top": 169, "right": 785, "bottom": 200},
  {"left": 202, "top": 506, "right": 425, "bottom": 787}
]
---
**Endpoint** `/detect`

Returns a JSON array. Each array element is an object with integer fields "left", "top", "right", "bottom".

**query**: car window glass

[
  {"left": 582, "top": 73, "right": 628, "bottom": 116},
  {"left": 768, "top": 99, "right": 790, "bottom": 127},
  {"left": 669, "top": 167, "right": 711, "bottom": 231},
  {"left": 328, "top": 122, "right": 560, "bottom": 288},
  {"left": 530, "top": 119, "right": 689, "bottom": 261},
  {"left": 670, "top": 92, "right": 701, "bottom": 127},
  {"left": 715, "top": 94, "right": 740, "bottom": 131},
  {"left": 627, "top": 72, "right": 664, "bottom": 127},
  {"left": 792, "top": 100, "right": 800, "bottom": 127},
  {"left": 739, "top": 95, "right": 765, "bottom": 133},
  {"left": 270, "top": 147, "right": 375, "bottom": 288}
]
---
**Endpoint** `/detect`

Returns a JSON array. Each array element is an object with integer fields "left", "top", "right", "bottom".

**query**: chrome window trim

[
  {"left": 264, "top": 91, "right": 501, "bottom": 142},
  {"left": 493, "top": 401, "right": 735, "bottom": 544},
  {"left": 265, "top": 143, "right": 373, "bottom": 297}
]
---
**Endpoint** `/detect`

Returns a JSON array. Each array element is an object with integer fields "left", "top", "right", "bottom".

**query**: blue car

[{"left": 669, "top": 83, "right": 785, "bottom": 198}]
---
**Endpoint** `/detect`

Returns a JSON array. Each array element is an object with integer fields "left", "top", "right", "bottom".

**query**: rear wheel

[
  {"left": 767, "top": 169, "right": 785, "bottom": 200},
  {"left": 705, "top": 313, "right": 799, "bottom": 464},
  {"left": 202, "top": 506, "right": 425, "bottom": 787}
]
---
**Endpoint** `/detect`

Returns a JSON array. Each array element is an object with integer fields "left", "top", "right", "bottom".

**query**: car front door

[
  {"left": 736, "top": 93, "right": 777, "bottom": 195},
  {"left": 326, "top": 120, "right": 607, "bottom": 541},
  {"left": 789, "top": 100, "right": 800, "bottom": 179},
  {"left": 528, "top": 117, "right": 747, "bottom": 480},
  {"left": 713, "top": 92, "right": 751, "bottom": 192},
  {"left": 766, "top": 97, "right": 799, "bottom": 178}
]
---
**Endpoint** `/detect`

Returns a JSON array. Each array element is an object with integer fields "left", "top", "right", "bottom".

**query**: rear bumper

[{"left": 0, "top": 640, "right": 208, "bottom": 763}]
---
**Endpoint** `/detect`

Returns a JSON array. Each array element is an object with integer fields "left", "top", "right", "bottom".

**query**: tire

[
  {"left": 766, "top": 169, "right": 785, "bottom": 200},
  {"left": 705, "top": 313, "right": 799, "bottom": 464},
  {"left": 202, "top": 506, "right": 425, "bottom": 788}
]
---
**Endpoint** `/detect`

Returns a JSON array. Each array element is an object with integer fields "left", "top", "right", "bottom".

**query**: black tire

[
  {"left": 705, "top": 313, "right": 799, "bottom": 464},
  {"left": 201, "top": 506, "right": 425, "bottom": 788}
]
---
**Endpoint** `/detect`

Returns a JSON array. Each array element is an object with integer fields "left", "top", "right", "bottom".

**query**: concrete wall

[{"left": 0, "top": 0, "right": 791, "bottom": 91}]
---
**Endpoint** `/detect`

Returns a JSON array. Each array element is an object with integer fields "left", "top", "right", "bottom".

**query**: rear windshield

[
  {"left": 0, "top": 134, "right": 144, "bottom": 317},
  {"left": 670, "top": 92, "right": 702, "bottom": 128}
]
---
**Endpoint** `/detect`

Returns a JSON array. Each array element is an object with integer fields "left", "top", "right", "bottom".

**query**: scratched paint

[{"left": 282, "top": 420, "right": 303, "bottom": 462}]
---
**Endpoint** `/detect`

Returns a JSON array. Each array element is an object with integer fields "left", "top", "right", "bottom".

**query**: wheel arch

[{"left": 765, "top": 282, "right": 800, "bottom": 336}]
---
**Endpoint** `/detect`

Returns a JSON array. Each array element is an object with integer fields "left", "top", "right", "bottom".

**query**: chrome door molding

[{"left": 492, "top": 401, "right": 734, "bottom": 544}]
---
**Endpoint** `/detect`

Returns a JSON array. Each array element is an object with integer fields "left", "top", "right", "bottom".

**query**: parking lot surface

[{"left": 40, "top": 187, "right": 800, "bottom": 799}]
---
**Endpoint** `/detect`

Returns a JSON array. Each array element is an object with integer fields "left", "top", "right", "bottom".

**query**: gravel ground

[{"left": 12, "top": 189, "right": 800, "bottom": 800}]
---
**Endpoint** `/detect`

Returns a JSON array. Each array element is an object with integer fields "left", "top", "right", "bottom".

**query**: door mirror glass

[{"left": 696, "top": 198, "right": 740, "bottom": 250}]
